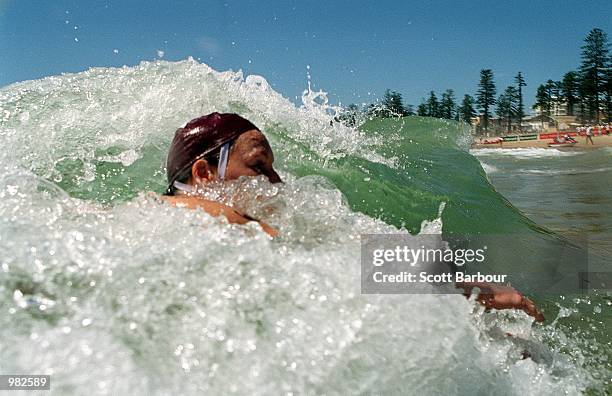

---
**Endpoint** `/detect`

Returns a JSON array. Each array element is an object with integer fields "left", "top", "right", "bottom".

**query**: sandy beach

[{"left": 473, "top": 133, "right": 612, "bottom": 149}]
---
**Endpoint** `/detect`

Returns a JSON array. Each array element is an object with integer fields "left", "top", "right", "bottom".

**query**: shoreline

[{"left": 472, "top": 134, "right": 612, "bottom": 149}]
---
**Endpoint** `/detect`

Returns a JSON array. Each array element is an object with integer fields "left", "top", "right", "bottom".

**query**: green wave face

[
  {"left": 277, "top": 116, "right": 581, "bottom": 294},
  {"left": 0, "top": 60, "right": 608, "bottom": 395},
  {"left": 315, "top": 116, "right": 533, "bottom": 234}
]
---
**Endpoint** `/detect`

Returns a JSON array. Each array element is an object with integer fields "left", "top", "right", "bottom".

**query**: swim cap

[{"left": 165, "top": 112, "right": 259, "bottom": 191}]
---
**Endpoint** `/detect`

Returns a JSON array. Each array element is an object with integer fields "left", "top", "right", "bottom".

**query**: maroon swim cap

[{"left": 166, "top": 112, "right": 259, "bottom": 189}]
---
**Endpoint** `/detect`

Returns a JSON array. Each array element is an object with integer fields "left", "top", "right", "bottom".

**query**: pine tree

[
  {"left": 427, "top": 91, "right": 439, "bottom": 118},
  {"left": 580, "top": 28, "right": 610, "bottom": 123},
  {"left": 560, "top": 71, "right": 579, "bottom": 116},
  {"left": 458, "top": 94, "right": 477, "bottom": 124},
  {"left": 534, "top": 85, "right": 548, "bottom": 115},
  {"left": 381, "top": 89, "right": 393, "bottom": 117},
  {"left": 390, "top": 91, "right": 408, "bottom": 116},
  {"left": 534, "top": 83, "right": 554, "bottom": 126},
  {"left": 440, "top": 89, "right": 456, "bottom": 119},
  {"left": 496, "top": 86, "right": 518, "bottom": 133},
  {"left": 381, "top": 89, "right": 408, "bottom": 117},
  {"left": 514, "top": 72, "right": 526, "bottom": 130},
  {"left": 416, "top": 100, "right": 428, "bottom": 117},
  {"left": 476, "top": 69, "right": 496, "bottom": 132}
]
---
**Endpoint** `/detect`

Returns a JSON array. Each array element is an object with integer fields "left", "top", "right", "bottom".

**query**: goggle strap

[{"left": 218, "top": 141, "right": 231, "bottom": 180}]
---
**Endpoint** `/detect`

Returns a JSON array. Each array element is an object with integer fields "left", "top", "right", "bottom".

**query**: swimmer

[
  {"left": 161, "top": 112, "right": 544, "bottom": 321},
  {"left": 161, "top": 112, "right": 281, "bottom": 237}
]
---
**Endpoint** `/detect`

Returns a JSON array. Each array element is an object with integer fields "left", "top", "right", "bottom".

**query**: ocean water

[
  {"left": 472, "top": 147, "right": 612, "bottom": 261},
  {"left": 0, "top": 59, "right": 609, "bottom": 395}
]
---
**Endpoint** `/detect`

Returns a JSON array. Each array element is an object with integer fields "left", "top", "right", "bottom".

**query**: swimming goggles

[{"left": 172, "top": 141, "right": 231, "bottom": 192}]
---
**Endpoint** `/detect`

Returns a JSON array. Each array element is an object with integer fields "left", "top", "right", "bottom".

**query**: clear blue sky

[{"left": 1, "top": 0, "right": 610, "bottom": 111}]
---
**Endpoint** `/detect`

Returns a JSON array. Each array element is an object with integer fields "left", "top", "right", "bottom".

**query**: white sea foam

[
  {"left": 470, "top": 148, "right": 583, "bottom": 159},
  {"left": 0, "top": 60, "right": 597, "bottom": 395},
  {"left": 480, "top": 162, "right": 498, "bottom": 174},
  {"left": 518, "top": 167, "right": 612, "bottom": 175}
]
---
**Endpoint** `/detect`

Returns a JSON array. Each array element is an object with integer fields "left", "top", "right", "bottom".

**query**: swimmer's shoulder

[
  {"left": 157, "top": 194, "right": 278, "bottom": 237},
  {"left": 159, "top": 194, "right": 235, "bottom": 216}
]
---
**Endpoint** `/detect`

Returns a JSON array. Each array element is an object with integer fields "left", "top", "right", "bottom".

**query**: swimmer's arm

[
  {"left": 457, "top": 281, "right": 544, "bottom": 322},
  {"left": 160, "top": 195, "right": 278, "bottom": 237}
]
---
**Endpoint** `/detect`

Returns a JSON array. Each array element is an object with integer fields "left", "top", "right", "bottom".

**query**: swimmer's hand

[
  {"left": 160, "top": 195, "right": 278, "bottom": 237},
  {"left": 458, "top": 282, "right": 545, "bottom": 322}
]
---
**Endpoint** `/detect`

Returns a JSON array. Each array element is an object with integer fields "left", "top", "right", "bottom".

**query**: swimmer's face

[
  {"left": 190, "top": 129, "right": 282, "bottom": 184},
  {"left": 224, "top": 129, "right": 282, "bottom": 183}
]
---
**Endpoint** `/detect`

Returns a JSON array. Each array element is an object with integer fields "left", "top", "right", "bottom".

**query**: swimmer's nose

[{"left": 267, "top": 169, "right": 283, "bottom": 184}]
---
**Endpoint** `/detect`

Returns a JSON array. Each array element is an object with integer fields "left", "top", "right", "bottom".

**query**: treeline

[
  {"left": 533, "top": 28, "right": 611, "bottom": 124},
  {"left": 415, "top": 90, "right": 477, "bottom": 123},
  {"left": 414, "top": 69, "right": 526, "bottom": 134},
  {"left": 336, "top": 75, "right": 516, "bottom": 134},
  {"left": 337, "top": 27, "right": 610, "bottom": 133},
  {"left": 336, "top": 89, "right": 478, "bottom": 127}
]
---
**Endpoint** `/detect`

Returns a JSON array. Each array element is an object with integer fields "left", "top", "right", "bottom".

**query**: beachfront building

[
  {"left": 531, "top": 98, "right": 607, "bottom": 130},
  {"left": 472, "top": 101, "right": 601, "bottom": 136},
  {"left": 471, "top": 115, "right": 538, "bottom": 136},
  {"left": 524, "top": 114, "right": 556, "bottom": 132}
]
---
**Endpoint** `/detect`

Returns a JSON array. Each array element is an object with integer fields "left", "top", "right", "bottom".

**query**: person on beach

[
  {"left": 586, "top": 126, "right": 594, "bottom": 145},
  {"left": 161, "top": 112, "right": 544, "bottom": 322}
]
